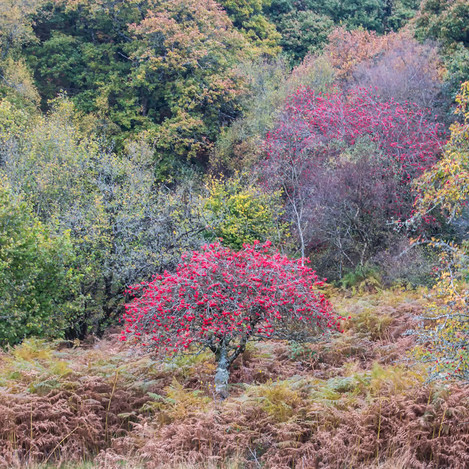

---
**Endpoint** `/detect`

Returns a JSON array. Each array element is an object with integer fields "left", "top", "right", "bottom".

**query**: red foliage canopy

[
  {"left": 264, "top": 87, "right": 444, "bottom": 218},
  {"left": 121, "top": 241, "right": 343, "bottom": 353}
]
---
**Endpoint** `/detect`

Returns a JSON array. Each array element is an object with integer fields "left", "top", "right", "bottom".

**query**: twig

[
  {"left": 44, "top": 426, "right": 79, "bottom": 464},
  {"left": 105, "top": 368, "right": 120, "bottom": 442}
]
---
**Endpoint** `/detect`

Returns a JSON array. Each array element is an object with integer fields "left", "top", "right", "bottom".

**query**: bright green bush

[{"left": 202, "top": 174, "right": 289, "bottom": 250}]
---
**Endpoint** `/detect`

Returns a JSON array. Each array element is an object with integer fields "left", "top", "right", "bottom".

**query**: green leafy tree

[
  {"left": 299, "top": 0, "right": 387, "bottom": 32},
  {"left": 414, "top": 0, "right": 469, "bottom": 103},
  {"left": 415, "top": 0, "right": 469, "bottom": 48},
  {"left": 202, "top": 173, "right": 289, "bottom": 250},
  {"left": 275, "top": 11, "right": 333, "bottom": 63},
  {"left": 129, "top": 0, "right": 249, "bottom": 168},
  {"left": 0, "top": 179, "right": 81, "bottom": 346},
  {"left": 24, "top": 0, "right": 150, "bottom": 140},
  {"left": 443, "top": 44, "right": 469, "bottom": 101},
  {"left": 387, "top": 0, "right": 423, "bottom": 31},
  {"left": 218, "top": 0, "right": 281, "bottom": 56}
]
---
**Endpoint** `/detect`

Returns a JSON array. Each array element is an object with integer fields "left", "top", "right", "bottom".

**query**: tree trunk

[{"left": 214, "top": 342, "right": 230, "bottom": 399}]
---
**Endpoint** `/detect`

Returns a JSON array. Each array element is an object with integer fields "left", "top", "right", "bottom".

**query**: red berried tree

[
  {"left": 262, "top": 87, "right": 444, "bottom": 274},
  {"left": 121, "top": 241, "right": 344, "bottom": 397}
]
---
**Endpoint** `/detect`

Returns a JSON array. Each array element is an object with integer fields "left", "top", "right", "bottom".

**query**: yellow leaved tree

[{"left": 412, "top": 82, "right": 469, "bottom": 381}]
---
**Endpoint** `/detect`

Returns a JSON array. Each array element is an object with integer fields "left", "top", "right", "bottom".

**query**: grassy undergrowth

[{"left": 2, "top": 288, "right": 469, "bottom": 468}]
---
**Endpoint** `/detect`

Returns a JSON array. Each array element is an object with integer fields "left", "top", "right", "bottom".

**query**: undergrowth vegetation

[{"left": 2, "top": 289, "right": 469, "bottom": 468}]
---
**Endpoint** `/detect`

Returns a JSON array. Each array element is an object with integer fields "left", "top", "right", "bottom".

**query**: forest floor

[{"left": 2, "top": 288, "right": 469, "bottom": 469}]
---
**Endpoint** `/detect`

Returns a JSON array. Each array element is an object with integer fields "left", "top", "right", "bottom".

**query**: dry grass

[{"left": 2, "top": 288, "right": 469, "bottom": 468}]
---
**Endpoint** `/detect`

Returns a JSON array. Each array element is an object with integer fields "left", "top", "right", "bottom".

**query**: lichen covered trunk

[{"left": 214, "top": 343, "right": 230, "bottom": 399}]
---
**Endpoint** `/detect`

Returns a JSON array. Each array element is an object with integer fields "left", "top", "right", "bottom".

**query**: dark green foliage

[
  {"left": 275, "top": 11, "right": 333, "bottom": 63},
  {"left": 0, "top": 182, "right": 81, "bottom": 346},
  {"left": 266, "top": 0, "right": 420, "bottom": 63},
  {"left": 415, "top": 0, "right": 469, "bottom": 107},
  {"left": 296, "top": 0, "right": 387, "bottom": 32},
  {"left": 443, "top": 44, "right": 469, "bottom": 101},
  {"left": 24, "top": 2, "right": 152, "bottom": 140},
  {"left": 387, "top": 0, "right": 422, "bottom": 30},
  {"left": 415, "top": 0, "right": 469, "bottom": 48}
]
